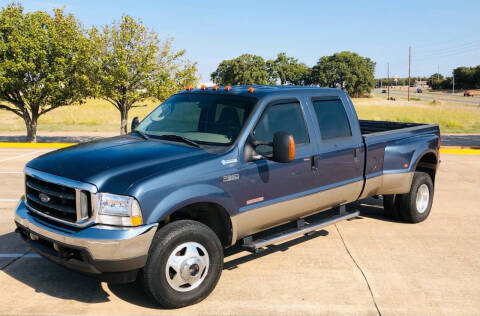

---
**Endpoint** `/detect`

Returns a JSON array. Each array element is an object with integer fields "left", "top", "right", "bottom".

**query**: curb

[
  {"left": 0, "top": 142, "right": 75, "bottom": 148},
  {"left": 1, "top": 142, "right": 479, "bottom": 155}
]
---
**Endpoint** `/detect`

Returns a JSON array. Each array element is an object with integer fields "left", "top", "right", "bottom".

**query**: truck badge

[
  {"left": 223, "top": 173, "right": 239, "bottom": 182},
  {"left": 39, "top": 193, "right": 51, "bottom": 203}
]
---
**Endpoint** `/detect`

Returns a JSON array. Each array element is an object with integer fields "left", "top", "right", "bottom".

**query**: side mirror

[
  {"left": 272, "top": 132, "right": 295, "bottom": 163},
  {"left": 131, "top": 117, "right": 140, "bottom": 131}
]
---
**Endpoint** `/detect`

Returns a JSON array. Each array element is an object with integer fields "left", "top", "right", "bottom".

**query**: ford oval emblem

[{"left": 39, "top": 193, "right": 51, "bottom": 203}]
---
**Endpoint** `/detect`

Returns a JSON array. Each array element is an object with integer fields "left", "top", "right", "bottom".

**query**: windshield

[{"left": 136, "top": 93, "right": 257, "bottom": 146}]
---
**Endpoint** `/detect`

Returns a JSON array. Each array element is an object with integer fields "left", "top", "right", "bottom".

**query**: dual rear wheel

[{"left": 383, "top": 171, "right": 434, "bottom": 223}]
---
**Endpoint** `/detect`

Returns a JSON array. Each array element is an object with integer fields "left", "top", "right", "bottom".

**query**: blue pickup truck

[{"left": 14, "top": 85, "right": 440, "bottom": 308}]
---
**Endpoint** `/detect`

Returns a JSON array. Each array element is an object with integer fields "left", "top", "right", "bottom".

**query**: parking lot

[{"left": 0, "top": 147, "right": 478, "bottom": 316}]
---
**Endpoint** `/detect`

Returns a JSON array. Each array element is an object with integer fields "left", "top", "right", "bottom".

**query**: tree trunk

[
  {"left": 25, "top": 118, "right": 37, "bottom": 143},
  {"left": 120, "top": 108, "right": 128, "bottom": 135}
]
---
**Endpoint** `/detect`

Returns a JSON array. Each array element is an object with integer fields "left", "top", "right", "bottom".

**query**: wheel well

[
  {"left": 164, "top": 202, "right": 232, "bottom": 247},
  {"left": 415, "top": 152, "right": 438, "bottom": 183}
]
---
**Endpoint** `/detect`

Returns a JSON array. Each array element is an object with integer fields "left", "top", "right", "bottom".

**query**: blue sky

[{"left": 6, "top": 0, "right": 480, "bottom": 82}]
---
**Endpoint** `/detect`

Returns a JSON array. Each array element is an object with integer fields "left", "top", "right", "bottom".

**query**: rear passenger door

[{"left": 309, "top": 96, "right": 364, "bottom": 207}]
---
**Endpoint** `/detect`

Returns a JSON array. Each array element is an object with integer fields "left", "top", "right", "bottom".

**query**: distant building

[{"left": 415, "top": 80, "right": 428, "bottom": 87}]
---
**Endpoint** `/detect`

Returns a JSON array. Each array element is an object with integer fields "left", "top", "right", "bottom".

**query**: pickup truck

[{"left": 14, "top": 85, "right": 440, "bottom": 308}]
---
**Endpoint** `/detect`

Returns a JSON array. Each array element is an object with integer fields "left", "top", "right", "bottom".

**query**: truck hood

[{"left": 26, "top": 135, "right": 215, "bottom": 193}]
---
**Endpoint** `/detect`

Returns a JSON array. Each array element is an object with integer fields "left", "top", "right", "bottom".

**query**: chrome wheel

[
  {"left": 165, "top": 242, "right": 209, "bottom": 292},
  {"left": 416, "top": 183, "right": 430, "bottom": 214}
]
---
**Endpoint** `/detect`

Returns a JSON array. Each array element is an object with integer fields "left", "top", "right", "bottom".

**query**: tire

[
  {"left": 382, "top": 194, "right": 400, "bottom": 220},
  {"left": 396, "top": 172, "right": 434, "bottom": 223},
  {"left": 141, "top": 220, "right": 224, "bottom": 308}
]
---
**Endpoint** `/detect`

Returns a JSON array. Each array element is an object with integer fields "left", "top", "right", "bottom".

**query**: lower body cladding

[{"left": 14, "top": 200, "right": 158, "bottom": 283}]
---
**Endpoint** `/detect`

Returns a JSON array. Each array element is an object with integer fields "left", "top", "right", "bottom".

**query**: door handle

[
  {"left": 311, "top": 155, "right": 319, "bottom": 171},
  {"left": 353, "top": 147, "right": 360, "bottom": 160}
]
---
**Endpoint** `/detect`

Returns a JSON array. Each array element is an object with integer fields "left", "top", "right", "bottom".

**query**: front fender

[{"left": 145, "top": 184, "right": 237, "bottom": 224}]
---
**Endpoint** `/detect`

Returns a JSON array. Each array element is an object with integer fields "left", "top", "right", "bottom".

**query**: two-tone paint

[{"left": 23, "top": 86, "right": 440, "bottom": 249}]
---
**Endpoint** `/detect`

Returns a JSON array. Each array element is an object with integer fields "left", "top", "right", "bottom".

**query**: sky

[{"left": 5, "top": 0, "right": 480, "bottom": 83}]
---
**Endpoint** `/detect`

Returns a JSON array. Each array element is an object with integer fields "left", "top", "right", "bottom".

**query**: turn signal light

[
  {"left": 248, "top": 86, "right": 255, "bottom": 93},
  {"left": 224, "top": 85, "right": 232, "bottom": 91},
  {"left": 288, "top": 136, "right": 295, "bottom": 161}
]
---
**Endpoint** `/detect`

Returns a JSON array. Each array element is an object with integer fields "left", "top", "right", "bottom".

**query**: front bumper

[{"left": 14, "top": 199, "right": 157, "bottom": 282}]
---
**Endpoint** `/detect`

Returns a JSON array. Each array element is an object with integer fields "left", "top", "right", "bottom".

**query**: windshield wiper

[
  {"left": 132, "top": 130, "right": 149, "bottom": 140},
  {"left": 158, "top": 134, "right": 201, "bottom": 148}
]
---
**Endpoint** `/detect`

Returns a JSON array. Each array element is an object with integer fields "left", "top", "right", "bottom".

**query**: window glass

[
  {"left": 253, "top": 101, "right": 308, "bottom": 155},
  {"left": 312, "top": 99, "right": 351, "bottom": 140},
  {"left": 137, "top": 94, "right": 256, "bottom": 146}
]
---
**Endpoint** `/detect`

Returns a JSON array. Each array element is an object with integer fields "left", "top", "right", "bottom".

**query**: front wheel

[
  {"left": 141, "top": 220, "right": 224, "bottom": 308},
  {"left": 397, "top": 171, "right": 434, "bottom": 223}
]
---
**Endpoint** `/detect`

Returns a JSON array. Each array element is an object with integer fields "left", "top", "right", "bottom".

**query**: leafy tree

[
  {"left": 453, "top": 66, "right": 475, "bottom": 89},
  {"left": 427, "top": 73, "right": 444, "bottom": 89},
  {"left": 309, "top": 51, "right": 375, "bottom": 97},
  {"left": 211, "top": 54, "right": 271, "bottom": 85},
  {"left": 267, "top": 53, "right": 310, "bottom": 85},
  {"left": 0, "top": 4, "right": 92, "bottom": 142},
  {"left": 90, "top": 15, "right": 198, "bottom": 134}
]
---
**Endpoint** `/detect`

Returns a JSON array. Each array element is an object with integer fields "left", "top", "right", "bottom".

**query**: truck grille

[{"left": 25, "top": 175, "right": 90, "bottom": 223}]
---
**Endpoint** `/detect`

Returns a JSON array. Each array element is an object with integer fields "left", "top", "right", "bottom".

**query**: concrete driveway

[{"left": 0, "top": 148, "right": 478, "bottom": 315}]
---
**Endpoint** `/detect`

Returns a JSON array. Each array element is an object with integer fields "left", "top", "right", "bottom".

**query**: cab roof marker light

[
  {"left": 185, "top": 85, "right": 192, "bottom": 91},
  {"left": 212, "top": 85, "right": 218, "bottom": 91},
  {"left": 224, "top": 85, "right": 231, "bottom": 91},
  {"left": 201, "top": 84, "right": 207, "bottom": 90},
  {"left": 248, "top": 86, "right": 255, "bottom": 93}
]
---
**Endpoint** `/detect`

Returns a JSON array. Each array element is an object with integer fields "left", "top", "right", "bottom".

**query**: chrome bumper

[{"left": 14, "top": 199, "right": 157, "bottom": 274}]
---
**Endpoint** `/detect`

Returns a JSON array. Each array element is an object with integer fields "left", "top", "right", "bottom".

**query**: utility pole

[
  {"left": 452, "top": 70, "right": 455, "bottom": 95},
  {"left": 387, "top": 63, "right": 390, "bottom": 100},
  {"left": 408, "top": 46, "right": 411, "bottom": 101}
]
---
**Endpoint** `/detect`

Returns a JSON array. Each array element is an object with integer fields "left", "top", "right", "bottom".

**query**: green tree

[
  {"left": 309, "top": 51, "right": 375, "bottom": 97},
  {"left": 453, "top": 66, "right": 476, "bottom": 90},
  {"left": 427, "top": 73, "right": 444, "bottom": 89},
  {"left": 267, "top": 53, "right": 310, "bottom": 85},
  {"left": 211, "top": 54, "right": 271, "bottom": 85},
  {"left": 0, "top": 4, "right": 92, "bottom": 142},
  {"left": 90, "top": 15, "right": 198, "bottom": 134}
]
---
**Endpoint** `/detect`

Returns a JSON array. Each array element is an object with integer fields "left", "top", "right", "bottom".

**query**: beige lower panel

[
  {"left": 358, "top": 172, "right": 414, "bottom": 199},
  {"left": 230, "top": 181, "right": 363, "bottom": 245}
]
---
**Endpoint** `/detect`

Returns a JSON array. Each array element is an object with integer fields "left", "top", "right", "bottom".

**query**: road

[
  {"left": 373, "top": 88, "right": 480, "bottom": 105},
  {"left": 0, "top": 148, "right": 479, "bottom": 315}
]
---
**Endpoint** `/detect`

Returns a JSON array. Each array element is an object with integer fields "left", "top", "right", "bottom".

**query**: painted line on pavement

[
  {"left": 0, "top": 142, "right": 478, "bottom": 154},
  {"left": 0, "top": 199, "right": 19, "bottom": 202},
  {"left": 440, "top": 148, "right": 480, "bottom": 155},
  {"left": 0, "top": 253, "right": 41, "bottom": 258},
  {"left": 0, "top": 150, "right": 44, "bottom": 163},
  {"left": 0, "top": 142, "right": 74, "bottom": 148}
]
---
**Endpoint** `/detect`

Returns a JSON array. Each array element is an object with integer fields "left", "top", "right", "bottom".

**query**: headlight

[{"left": 95, "top": 193, "right": 143, "bottom": 226}]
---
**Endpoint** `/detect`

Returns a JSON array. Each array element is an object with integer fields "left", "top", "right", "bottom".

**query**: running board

[{"left": 242, "top": 210, "right": 359, "bottom": 252}]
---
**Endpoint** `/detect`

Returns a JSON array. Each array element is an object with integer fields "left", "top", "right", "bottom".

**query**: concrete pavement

[{"left": 0, "top": 148, "right": 478, "bottom": 315}]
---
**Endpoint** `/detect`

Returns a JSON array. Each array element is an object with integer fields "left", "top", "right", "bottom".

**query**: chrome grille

[{"left": 25, "top": 174, "right": 91, "bottom": 223}]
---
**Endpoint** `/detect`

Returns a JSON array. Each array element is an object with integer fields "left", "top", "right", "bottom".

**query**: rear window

[{"left": 312, "top": 98, "right": 351, "bottom": 140}]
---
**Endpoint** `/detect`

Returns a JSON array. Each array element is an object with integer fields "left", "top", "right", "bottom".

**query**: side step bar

[{"left": 242, "top": 209, "right": 359, "bottom": 251}]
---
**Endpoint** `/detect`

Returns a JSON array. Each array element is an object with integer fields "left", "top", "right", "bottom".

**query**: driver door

[{"left": 235, "top": 99, "right": 319, "bottom": 237}]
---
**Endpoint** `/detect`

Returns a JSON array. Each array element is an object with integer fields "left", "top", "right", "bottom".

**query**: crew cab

[{"left": 14, "top": 85, "right": 440, "bottom": 308}]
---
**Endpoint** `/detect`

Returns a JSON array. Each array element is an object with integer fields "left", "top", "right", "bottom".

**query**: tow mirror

[
  {"left": 131, "top": 117, "right": 140, "bottom": 131},
  {"left": 272, "top": 132, "right": 295, "bottom": 163}
]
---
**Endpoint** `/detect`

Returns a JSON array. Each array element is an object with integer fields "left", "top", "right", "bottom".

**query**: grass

[
  {"left": 0, "top": 98, "right": 159, "bottom": 133},
  {"left": 0, "top": 96, "right": 478, "bottom": 134},
  {"left": 353, "top": 96, "right": 479, "bottom": 133}
]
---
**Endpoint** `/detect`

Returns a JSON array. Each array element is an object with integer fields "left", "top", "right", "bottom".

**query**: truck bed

[{"left": 359, "top": 120, "right": 423, "bottom": 135}]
